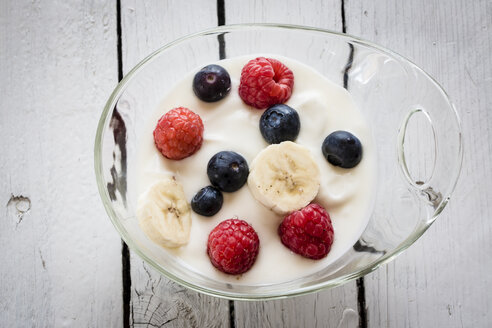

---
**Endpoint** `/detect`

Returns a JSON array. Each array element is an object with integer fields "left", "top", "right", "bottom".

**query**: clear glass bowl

[{"left": 94, "top": 24, "right": 462, "bottom": 300}]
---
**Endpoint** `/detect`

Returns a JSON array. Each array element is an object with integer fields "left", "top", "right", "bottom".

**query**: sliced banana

[
  {"left": 247, "top": 141, "right": 320, "bottom": 215},
  {"left": 137, "top": 177, "right": 191, "bottom": 248}
]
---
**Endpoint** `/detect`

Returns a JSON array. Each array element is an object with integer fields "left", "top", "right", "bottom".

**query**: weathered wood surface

[
  {"left": 0, "top": 0, "right": 123, "bottom": 327},
  {"left": 1, "top": 0, "right": 491, "bottom": 327},
  {"left": 224, "top": 1, "right": 359, "bottom": 327},
  {"left": 120, "top": 1, "right": 231, "bottom": 327},
  {"left": 344, "top": 1, "right": 492, "bottom": 327}
]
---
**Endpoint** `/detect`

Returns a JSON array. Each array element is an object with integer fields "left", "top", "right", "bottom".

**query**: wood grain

[
  {"left": 345, "top": 0, "right": 492, "bottom": 326},
  {"left": 225, "top": 0, "right": 342, "bottom": 28},
  {"left": 0, "top": 0, "right": 122, "bottom": 326},
  {"left": 2, "top": 0, "right": 491, "bottom": 326},
  {"left": 120, "top": 1, "right": 230, "bottom": 326},
  {"left": 224, "top": 1, "right": 361, "bottom": 327}
]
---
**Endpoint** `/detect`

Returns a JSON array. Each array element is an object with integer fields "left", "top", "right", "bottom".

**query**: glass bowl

[{"left": 94, "top": 24, "right": 462, "bottom": 300}]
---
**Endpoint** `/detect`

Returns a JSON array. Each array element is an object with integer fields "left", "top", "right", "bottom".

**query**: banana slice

[
  {"left": 248, "top": 141, "right": 320, "bottom": 215},
  {"left": 137, "top": 177, "right": 191, "bottom": 248}
]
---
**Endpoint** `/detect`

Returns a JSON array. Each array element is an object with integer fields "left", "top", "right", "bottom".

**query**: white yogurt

[{"left": 136, "top": 55, "right": 377, "bottom": 284}]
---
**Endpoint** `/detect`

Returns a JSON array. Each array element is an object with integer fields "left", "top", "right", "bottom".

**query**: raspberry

[
  {"left": 278, "top": 203, "right": 334, "bottom": 260},
  {"left": 207, "top": 218, "right": 260, "bottom": 274},
  {"left": 238, "top": 57, "right": 294, "bottom": 109},
  {"left": 153, "top": 107, "right": 204, "bottom": 160}
]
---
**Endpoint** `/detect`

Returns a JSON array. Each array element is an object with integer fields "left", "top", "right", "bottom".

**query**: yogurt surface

[{"left": 136, "top": 55, "right": 377, "bottom": 284}]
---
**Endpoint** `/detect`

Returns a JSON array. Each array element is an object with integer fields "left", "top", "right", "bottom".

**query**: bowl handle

[{"left": 397, "top": 108, "right": 443, "bottom": 209}]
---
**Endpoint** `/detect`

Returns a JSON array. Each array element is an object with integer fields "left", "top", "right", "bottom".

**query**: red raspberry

[
  {"left": 238, "top": 57, "right": 294, "bottom": 109},
  {"left": 207, "top": 218, "right": 260, "bottom": 275},
  {"left": 278, "top": 203, "right": 334, "bottom": 260},
  {"left": 153, "top": 107, "right": 204, "bottom": 160}
]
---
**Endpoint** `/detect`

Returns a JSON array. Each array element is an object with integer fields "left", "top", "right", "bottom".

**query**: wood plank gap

[
  {"left": 356, "top": 278, "right": 368, "bottom": 328},
  {"left": 341, "top": 0, "right": 347, "bottom": 33},
  {"left": 341, "top": 0, "right": 354, "bottom": 90},
  {"left": 342, "top": 2, "right": 366, "bottom": 327},
  {"left": 217, "top": 2, "right": 233, "bottom": 326},
  {"left": 229, "top": 300, "right": 236, "bottom": 328},
  {"left": 122, "top": 241, "right": 132, "bottom": 328},
  {"left": 116, "top": 1, "right": 131, "bottom": 327},
  {"left": 116, "top": 0, "right": 123, "bottom": 81},
  {"left": 217, "top": 0, "right": 226, "bottom": 59},
  {"left": 343, "top": 43, "right": 354, "bottom": 89}
]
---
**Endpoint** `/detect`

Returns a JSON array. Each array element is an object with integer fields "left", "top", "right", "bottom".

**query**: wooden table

[{"left": 1, "top": 1, "right": 490, "bottom": 327}]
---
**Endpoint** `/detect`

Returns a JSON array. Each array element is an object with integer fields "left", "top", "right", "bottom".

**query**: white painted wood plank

[
  {"left": 120, "top": 1, "right": 230, "bottom": 326},
  {"left": 224, "top": 2, "right": 360, "bottom": 327},
  {"left": 233, "top": 287, "right": 359, "bottom": 328},
  {"left": 0, "top": 1, "right": 122, "bottom": 327},
  {"left": 225, "top": 0, "right": 343, "bottom": 28},
  {"left": 345, "top": 0, "right": 492, "bottom": 326}
]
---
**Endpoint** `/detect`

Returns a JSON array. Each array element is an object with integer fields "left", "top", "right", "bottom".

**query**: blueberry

[
  {"left": 259, "top": 104, "right": 300, "bottom": 144},
  {"left": 191, "top": 186, "right": 223, "bottom": 217},
  {"left": 193, "top": 64, "right": 231, "bottom": 102},
  {"left": 321, "top": 131, "right": 363, "bottom": 169},
  {"left": 207, "top": 151, "right": 249, "bottom": 192}
]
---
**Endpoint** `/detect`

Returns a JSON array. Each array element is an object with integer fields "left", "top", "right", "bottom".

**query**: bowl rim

[{"left": 94, "top": 23, "right": 463, "bottom": 300}]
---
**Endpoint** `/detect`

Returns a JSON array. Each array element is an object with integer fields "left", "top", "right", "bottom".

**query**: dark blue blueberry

[
  {"left": 207, "top": 151, "right": 249, "bottom": 192},
  {"left": 191, "top": 186, "right": 223, "bottom": 217},
  {"left": 192, "top": 64, "right": 231, "bottom": 102},
  {"left": 259, "top": 104, "right": 300, "bottom": 144},
  {"left": 322, "top": 131, "right": 363, "bottom": 169}
]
